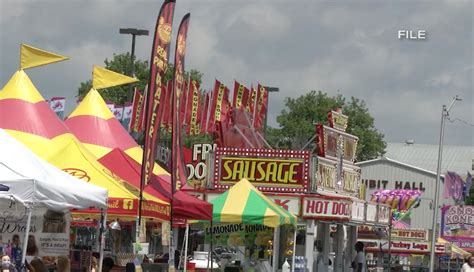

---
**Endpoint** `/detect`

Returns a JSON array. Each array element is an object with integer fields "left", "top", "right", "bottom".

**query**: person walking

[{"left": 351, "top": 242, "right": 366, "bottom": 272}]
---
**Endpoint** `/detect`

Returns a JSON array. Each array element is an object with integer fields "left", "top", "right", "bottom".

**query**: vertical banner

[
  {"left": 141, "top": 0, "right": 175, "bottom": 185},
  {"left": 171, "top": 13, "right": 191, "bottom": 192},
  {"left": 186, "top": 80, "right": 201, "bottom": 135},
  {"left": 201, "top": 92, "right": 210, "bottom": 134},
  {"left": 208, "top": 80, "right": 231, "bottom": 132},
  {"left": 247, "top": 86, "right": 257, "bottom": 121},
  {"left": 180, "top": 78, "right": 189, "bottom": 126},
  {"left": 130, "top": 89, "right": 144, "bottom": 132},
  {"left": 106, "top": 102, "right": 115, "bottom": 114},
  {"left": 232, "top": 81, "right": 249, "bottom": 110},
  {"left": 253, "top": 84, "right": 268, "bottom": 130},
  {"left": 48, "top": 97, "right": 66, "bottom": 120}
]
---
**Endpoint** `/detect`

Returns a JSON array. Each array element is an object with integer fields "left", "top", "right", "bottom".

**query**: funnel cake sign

[{"left": 213, "top": 148, "right": 310, "bottom": 193}]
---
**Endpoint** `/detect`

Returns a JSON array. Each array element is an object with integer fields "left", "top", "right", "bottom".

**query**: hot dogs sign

[{"left": 212, "top": 148, "right": 311, "bottom": 193}]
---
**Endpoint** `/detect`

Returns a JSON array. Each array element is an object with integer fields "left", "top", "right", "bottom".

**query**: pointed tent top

[
  {"left": 20, "top": 44, "right": 69, "bottom": 70},
  {"left": 68, "top": 88, "right": 115, "bottom": 120},
  {"left": 0, "top": 70, "right": 45, "bottom": 103},
  {"left": 92, "top": 65, "right": 138, "bottom": 90}
]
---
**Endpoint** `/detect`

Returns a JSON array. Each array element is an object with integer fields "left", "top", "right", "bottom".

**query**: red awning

[{"left": 98, "top": 148, "right": 212, "bottom": 221}]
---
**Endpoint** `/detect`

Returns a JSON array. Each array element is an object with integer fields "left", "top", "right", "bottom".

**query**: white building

[{"left": 356, "top": 142, "right": 473, "bottom": 230}]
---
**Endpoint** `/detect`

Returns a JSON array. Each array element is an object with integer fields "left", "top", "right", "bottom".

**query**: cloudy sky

[{"left": 1, "top": 0, "right": 472, "bottom": 146}]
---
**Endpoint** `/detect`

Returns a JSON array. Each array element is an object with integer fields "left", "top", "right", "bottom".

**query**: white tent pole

[
  {"left": 183, "top": 223, "right": 190, "bottom": 272},
  {"left": 272, "top": 226, "right": 280, "bottom": 272},
  {"left": 98, "top": 209, "right": 107, "bottom": 272},
  {"left": 21, "top": 207, "right": 33, "bottom": 266},
  {"left": 291, "top": 227, "right": 297, "bottom": 272}
]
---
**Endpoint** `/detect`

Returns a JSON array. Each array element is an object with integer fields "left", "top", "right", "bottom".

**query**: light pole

[
  {"left": 428, "top": 95, "right": 461, "bottom": 271},
  {"left": 119, "top": 28, "right": 149, "bottom": 101}
]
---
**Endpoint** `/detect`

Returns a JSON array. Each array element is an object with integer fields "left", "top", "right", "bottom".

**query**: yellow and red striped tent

[{"left": 0, "top": 70, "right": 169, "bottom": 220}]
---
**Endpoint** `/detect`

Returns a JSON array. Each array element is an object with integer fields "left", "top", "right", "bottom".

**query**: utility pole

[
  {"left": 119, "top": 28, "right": 149, "bottom": 101},
  {"left": 428, "top": 95, "right": 461, "bottom": 271}
]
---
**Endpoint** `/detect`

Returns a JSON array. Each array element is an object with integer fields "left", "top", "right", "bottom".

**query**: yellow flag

[
  {"left": 92, "top": 65, "right": 138, "bottom": 90},
  {"left": 20, "top": 44, "right": 69, "bottom": 70}
]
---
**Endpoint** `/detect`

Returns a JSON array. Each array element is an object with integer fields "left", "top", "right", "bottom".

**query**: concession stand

[{"left": 187, "top": 110, "right": 391, "bottom": 271}]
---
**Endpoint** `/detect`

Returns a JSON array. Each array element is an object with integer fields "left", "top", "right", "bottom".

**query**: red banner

[
  {"left": 253, "top": 84, "right": 268, "bottom": 130},
  {"left": 232, "top": 81, "right": 249, "bottom": 110},
  {"left": 201, "top": 92, "right": 210, "bottom": 134},
  {"left": 141, "top": 0, "right": 175, "bottom": 185},
  {"left": 129, "top": 88, "right": 144, "bottom": 133},
  {"left": 180, "top": 79, "right": 189, "bottom": 126},
  {"left": 247, "top": 86, "right": 257, "bottom": 117},
  {"left": 186, "top": 80, "right": 201, "bottom": 135},
  {"left": 208, "top": 80, "right": 231, "bottom": 132},
  {"left": 171, "top": 13, "right": 191, "bottom": 192}
]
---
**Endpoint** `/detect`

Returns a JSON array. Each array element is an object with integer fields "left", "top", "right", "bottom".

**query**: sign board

[
  {"left": 351, "top": 200, "right": 365, "bottom": 222},
  {"left": 391, "top": 229, "right": 428, "bottom": 241},
  {"left": 366, "top": 203, "right": 377, "bottom": 223},
  {"left": 213, "top": 148, "right": 311, "bottom": 193},
  {"left": 328, "top": 110, "right": 349, "bottom": 132},
  {"left": 269, "top": 195, "right": 301, "bottom": 216},
  {"left": 440, "top": 205, "right": 474, "bottom": 252},
  {"left": 377, "top": 204, "right": 391, "bottom": 225},
  {"left": 204, "top": 223, "right": 273, "bottom": 246},
  {"left": 302, "top": 197, "right": 351, "bottom": 220},
  {"left": 316, "top": 124, "right": 358, "bottom": 163},
  {"left": 183, "top": 143, "right": 216, "bottom": 190},
  {"left": 0, "top": 204, "right": 70, "bottom": 259},
  {"left": 361, "top": 239, "right": 447, "bottom": 254},
  {"left": 316, "top": 156, "right": 361, "bottom": 196}
]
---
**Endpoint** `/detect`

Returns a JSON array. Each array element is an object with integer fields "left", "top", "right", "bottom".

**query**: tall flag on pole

[
  {"left": 186, "top": 80, "right": 201, "bottom": 135},
  {"left": 129, "top": 89, "right": 144, "bottom": 132},
  {"left": 232, "top": 81, "right": 249, "bottom": 110},
  {"left": 48, "top": 97, "right": 66, "bottom": 120},
  {"left": 171, "top": 13, "right": 191, "bottom": 194},
  {"left": 141, "top": 0, "right": 175, "bottom": 187},
  {"left": 179, "top": 78, "right": 189, "bottom": 126},
  {"left": 247, "top": 85, "right": 257, "bottom": 118},
  {"left": 201, "top": 92, "right": 210, "bottom": 134},
  {"left": 208, "top": 80, "right": 231, "bottom": 132},
  {"left": 253, "top": 84, "right": 268, "bottom": 130}
]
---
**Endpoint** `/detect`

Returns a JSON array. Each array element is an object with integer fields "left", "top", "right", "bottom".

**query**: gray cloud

[{"left": 1, "top": 0, "right": 472, "bottom": 146}]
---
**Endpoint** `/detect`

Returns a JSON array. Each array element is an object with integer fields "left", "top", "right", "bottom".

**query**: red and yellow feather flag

[
  {"left": 186, "top": 80, "right": 201, "bottom": 135},
  {"left": 253, "top": 84, "right": 268, "bottom": 130},
  {"left": 201, "top": 92, "right": 210, "bottom": 134},
  {"left": 141, "top": 0, "right": 175, "bottom": 186},
  {"left": 208, "top": 80, "right": 231, "bottom": 132},
  {"left": 247, "top": 85, "right": 257, "bottom": 117},
  {"left": 129, "top": 88, "right": 144, "bottom": 133},
  {"left": 232, "top": 81, "right": 250, "bottom": 110},
  {"left": 171, "top": 13, "right": 191, "bottom": 192}
]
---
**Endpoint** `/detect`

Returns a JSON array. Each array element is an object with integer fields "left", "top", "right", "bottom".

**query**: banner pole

[
  {"left": 98, "top": 209, "right": 107, "bottom": 272},
  {"left": 20, "top": 207, "right": 33, "bottom": 267}
]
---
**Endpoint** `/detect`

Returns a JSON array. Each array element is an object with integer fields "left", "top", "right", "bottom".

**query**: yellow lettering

[
  {"left": 256, "top": 162, "right": 266, "bottom": 182},
  {"left": 232, "top": 161, "right": 244, "bottom": 180},
  {"left": 222, "top": 160, "right": 233, "bottom": 180},
  {"left": 288, "top": 163, "right": 298, "bottom": 183}
]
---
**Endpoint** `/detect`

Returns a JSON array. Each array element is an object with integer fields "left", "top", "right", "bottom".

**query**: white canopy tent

[{"left": 0, "top": 129, "right": 108, "bottom": 266}]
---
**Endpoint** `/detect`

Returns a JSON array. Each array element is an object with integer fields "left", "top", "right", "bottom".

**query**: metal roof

[{"left": 383, "top": 143, "right": 472, "bottom": 176}]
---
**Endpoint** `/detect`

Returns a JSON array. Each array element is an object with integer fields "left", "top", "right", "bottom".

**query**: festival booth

[
  {"left": 185, "top": 110, "right": 391, "bottom": 271},
  {"left": 0, "top": 129, "right": 108, "bottom": 270},
  {"left": 193, "top": 178, "right": 296, "bottom": 272}
]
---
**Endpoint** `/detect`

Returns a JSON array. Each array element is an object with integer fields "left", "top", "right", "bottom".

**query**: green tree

[
  {"left": 76, "top": 53, "right": 203, "bottom": 105},
  {"left": 270, "top": 90, "right": 386, "bottom": 161}
]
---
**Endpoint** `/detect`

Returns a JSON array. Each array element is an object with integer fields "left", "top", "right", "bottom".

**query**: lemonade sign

[{"left": 204, "top": 223, "right": 273, "bottom": 246}]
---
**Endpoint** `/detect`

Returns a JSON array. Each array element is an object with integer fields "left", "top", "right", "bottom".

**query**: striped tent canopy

[{"left": 211, "top": 179, "right": 296, "bottom": 228}]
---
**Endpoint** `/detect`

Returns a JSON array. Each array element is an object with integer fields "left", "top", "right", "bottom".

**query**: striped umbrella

[{"left": 211, "top": 179, "right": 296, "bottom": 227}]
